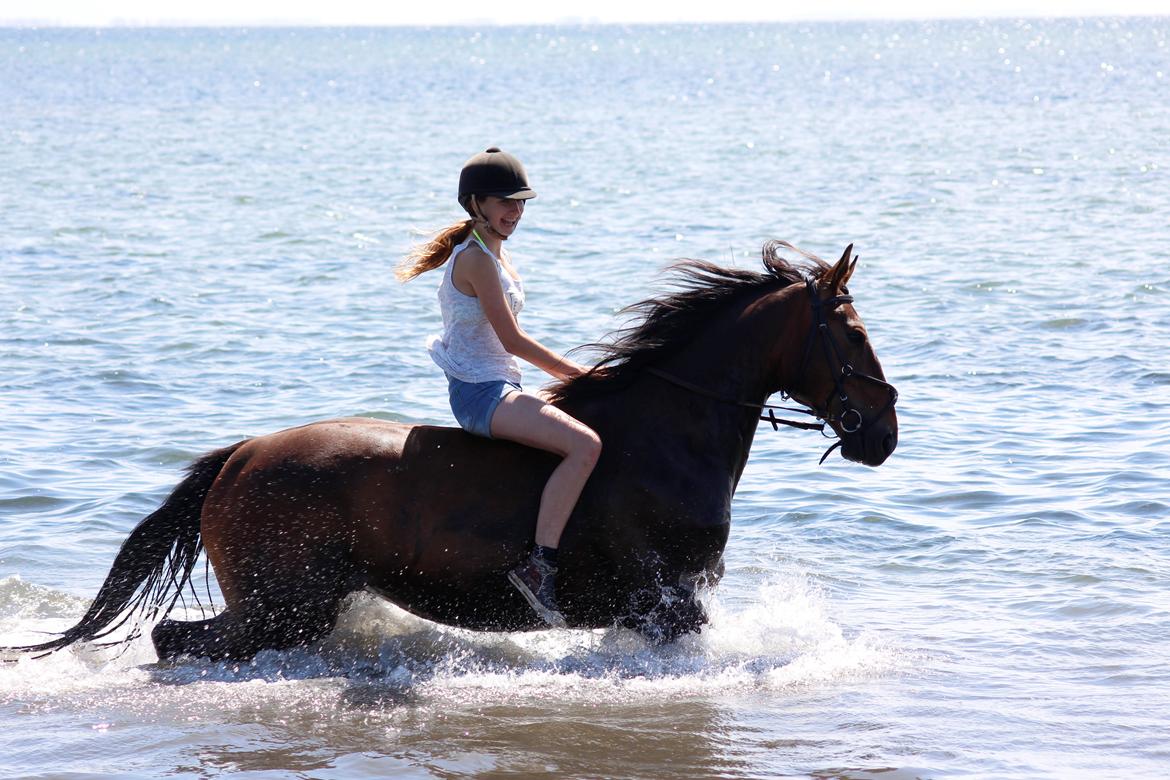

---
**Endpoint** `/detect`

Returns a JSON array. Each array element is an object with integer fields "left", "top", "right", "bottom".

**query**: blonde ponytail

[{"left": 396, "top": 219, "right": 476, "bottom": 282}]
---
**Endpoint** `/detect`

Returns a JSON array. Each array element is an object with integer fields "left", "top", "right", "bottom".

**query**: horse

[{"left": 9, "top": 241, "right": 898, "bottom": 661}]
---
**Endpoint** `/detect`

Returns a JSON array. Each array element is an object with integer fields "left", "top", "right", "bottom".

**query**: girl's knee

[{"left": 574, "top": 427, "right": 602, "bottom": 467}]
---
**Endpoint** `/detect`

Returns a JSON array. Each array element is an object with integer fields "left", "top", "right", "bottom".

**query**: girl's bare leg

[{"left": 489, "top": 392, "right": 601, "bottom": 548}]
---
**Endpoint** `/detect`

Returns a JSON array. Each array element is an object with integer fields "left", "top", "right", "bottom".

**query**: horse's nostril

[{"left": 883, "top": 433, "right": 896, "bottom": 456}]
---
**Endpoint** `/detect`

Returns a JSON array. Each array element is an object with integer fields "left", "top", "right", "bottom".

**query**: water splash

[{"left": 1, "top": 570, "right": 897, "bottom": 713}]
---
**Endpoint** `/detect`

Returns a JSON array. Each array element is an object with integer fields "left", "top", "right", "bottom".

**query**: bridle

[
  {"left": 647, "top": 276, "right": 899, "bottom": 464},
  {"left": 792, "top": 276, "right": 899, "bottom": 462}
]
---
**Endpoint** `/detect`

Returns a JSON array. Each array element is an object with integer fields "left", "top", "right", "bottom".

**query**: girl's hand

[{"left": 558, "top": 359, "right": 591, "bottom": 380}]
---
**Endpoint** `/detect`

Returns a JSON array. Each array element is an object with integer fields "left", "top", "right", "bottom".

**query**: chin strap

[
  {"left": 468, "top": 195, "right": 508, "bottom": 241},
  {"left": 476, "top": 220, "right": 508, "bottom": 241}
]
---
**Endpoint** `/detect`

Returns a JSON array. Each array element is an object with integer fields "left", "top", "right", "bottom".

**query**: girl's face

[{"left": 476, "top": 195, "right": 526, "bottom": 238}]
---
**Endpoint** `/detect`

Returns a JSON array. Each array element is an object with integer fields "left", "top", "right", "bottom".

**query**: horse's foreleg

[{"left": 620, "top": 578, "right": 708, "bottom": 644}]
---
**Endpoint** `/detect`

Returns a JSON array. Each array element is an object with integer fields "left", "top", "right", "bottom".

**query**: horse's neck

[
  {"left": 577, "top": 284, "right": 807, "bottom": 498},
  {"left": 652, "top": 284, "right": 804, "bottom": 415}
]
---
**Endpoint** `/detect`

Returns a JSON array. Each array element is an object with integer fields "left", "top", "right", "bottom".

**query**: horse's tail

[{"left": 7, "top": 441, "right": 247, "bottom": 655}]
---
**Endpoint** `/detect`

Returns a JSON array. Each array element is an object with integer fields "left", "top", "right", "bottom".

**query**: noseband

[{"left": 647, "top": 276, "right": 898, "bottom": 464}]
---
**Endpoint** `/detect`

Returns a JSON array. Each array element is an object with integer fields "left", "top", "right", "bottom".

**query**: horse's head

[{"left": 784, "top": 245, "right": 899, "bottom": 466}]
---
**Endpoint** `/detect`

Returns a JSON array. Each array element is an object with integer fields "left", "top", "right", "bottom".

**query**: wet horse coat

[{"left": 13, "top": 243, "right": 898, "bottom": 660}]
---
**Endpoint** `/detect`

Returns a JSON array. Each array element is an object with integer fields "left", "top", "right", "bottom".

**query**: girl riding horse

[{"left": 396, "top": 148, "right": 601, "bottom": 626}]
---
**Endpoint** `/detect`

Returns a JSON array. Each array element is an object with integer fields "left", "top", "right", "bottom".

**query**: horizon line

[{"left": 2, "top": 11, "right": 1166, "bottom": 29}]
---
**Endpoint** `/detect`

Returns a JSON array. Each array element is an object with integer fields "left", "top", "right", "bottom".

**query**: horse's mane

[{"left": 547, "top": 240, "right": 831, "bottom": 404}]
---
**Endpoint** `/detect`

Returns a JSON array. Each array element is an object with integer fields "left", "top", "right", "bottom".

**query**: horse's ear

[{"left": 829, "top": 244, "right": 855, "bottom": 292}]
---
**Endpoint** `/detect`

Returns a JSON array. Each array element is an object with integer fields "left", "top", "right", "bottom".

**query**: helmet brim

[{"left": 481, "top": 188, "right": 536, "bottom": 200}]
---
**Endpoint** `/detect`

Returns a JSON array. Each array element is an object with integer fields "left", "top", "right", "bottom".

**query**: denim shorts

[{"left": 446, "top": 375, "right": 521, "bottom": 438}]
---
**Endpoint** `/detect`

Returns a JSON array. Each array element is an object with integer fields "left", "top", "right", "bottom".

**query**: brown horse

[{"left": 11, "top": 242, "right": 897, "bottom": 661}]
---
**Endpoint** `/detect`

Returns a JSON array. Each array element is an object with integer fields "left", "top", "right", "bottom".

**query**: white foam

[{"left": 0, "top": 568, "right": 900, "bottom": 707}]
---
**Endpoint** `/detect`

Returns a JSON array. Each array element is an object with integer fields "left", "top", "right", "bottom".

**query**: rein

[
  {"left": 646, "top": 275, "right": 898, "bottom": 464},
  {"left": 644, "top": 367, "right": 824, "bottom": 433}
]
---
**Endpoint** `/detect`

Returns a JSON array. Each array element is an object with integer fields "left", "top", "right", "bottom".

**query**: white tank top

[{"left": 427, "top": 232, "right": 525, "bottom": 384}]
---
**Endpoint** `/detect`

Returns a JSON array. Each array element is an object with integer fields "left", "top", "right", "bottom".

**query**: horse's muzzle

[{"left": 841, "top": 415, "right": 898, "bottom": 466}]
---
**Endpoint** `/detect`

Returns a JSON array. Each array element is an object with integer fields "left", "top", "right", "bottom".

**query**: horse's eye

[{"left": 848, "top": 329, "right": 866, "bottom": 345}]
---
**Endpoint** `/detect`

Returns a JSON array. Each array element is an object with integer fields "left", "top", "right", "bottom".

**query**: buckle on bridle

[{"left": 838, "top": 408, "right": 864, "bottom": 434}]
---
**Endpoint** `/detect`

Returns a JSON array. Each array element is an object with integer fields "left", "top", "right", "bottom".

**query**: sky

[{"left": 4, "top": 0, "right": 1167, "bottom": 26}]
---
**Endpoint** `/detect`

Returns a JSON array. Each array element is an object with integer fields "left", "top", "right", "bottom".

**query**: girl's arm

[{"left": 457, "top": 247, "right": 589, "bottom": 381}]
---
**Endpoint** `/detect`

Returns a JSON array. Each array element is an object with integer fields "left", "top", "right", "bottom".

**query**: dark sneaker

[{"left": 507, "top": 556, "right": 567, "bottom": 628}]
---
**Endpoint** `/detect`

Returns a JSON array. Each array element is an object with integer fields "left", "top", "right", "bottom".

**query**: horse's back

[
  {"left": 205, "top": 415, "right": 545, "bottom": 537},
  {"left": 199, "top": 416, "right": 553, "bottom": 624},
  {"left": 219, "top": 417, "right": 415, "bottom": 468}
]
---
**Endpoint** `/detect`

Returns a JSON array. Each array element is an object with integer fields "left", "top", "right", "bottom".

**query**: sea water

[{"left": 1, "top": 19, "right": 1168, "bottom": 778}]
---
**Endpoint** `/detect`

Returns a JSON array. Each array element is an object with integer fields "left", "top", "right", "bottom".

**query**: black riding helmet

[{"left": 458, "top": 147, "right": 536, "bottom": 215}]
